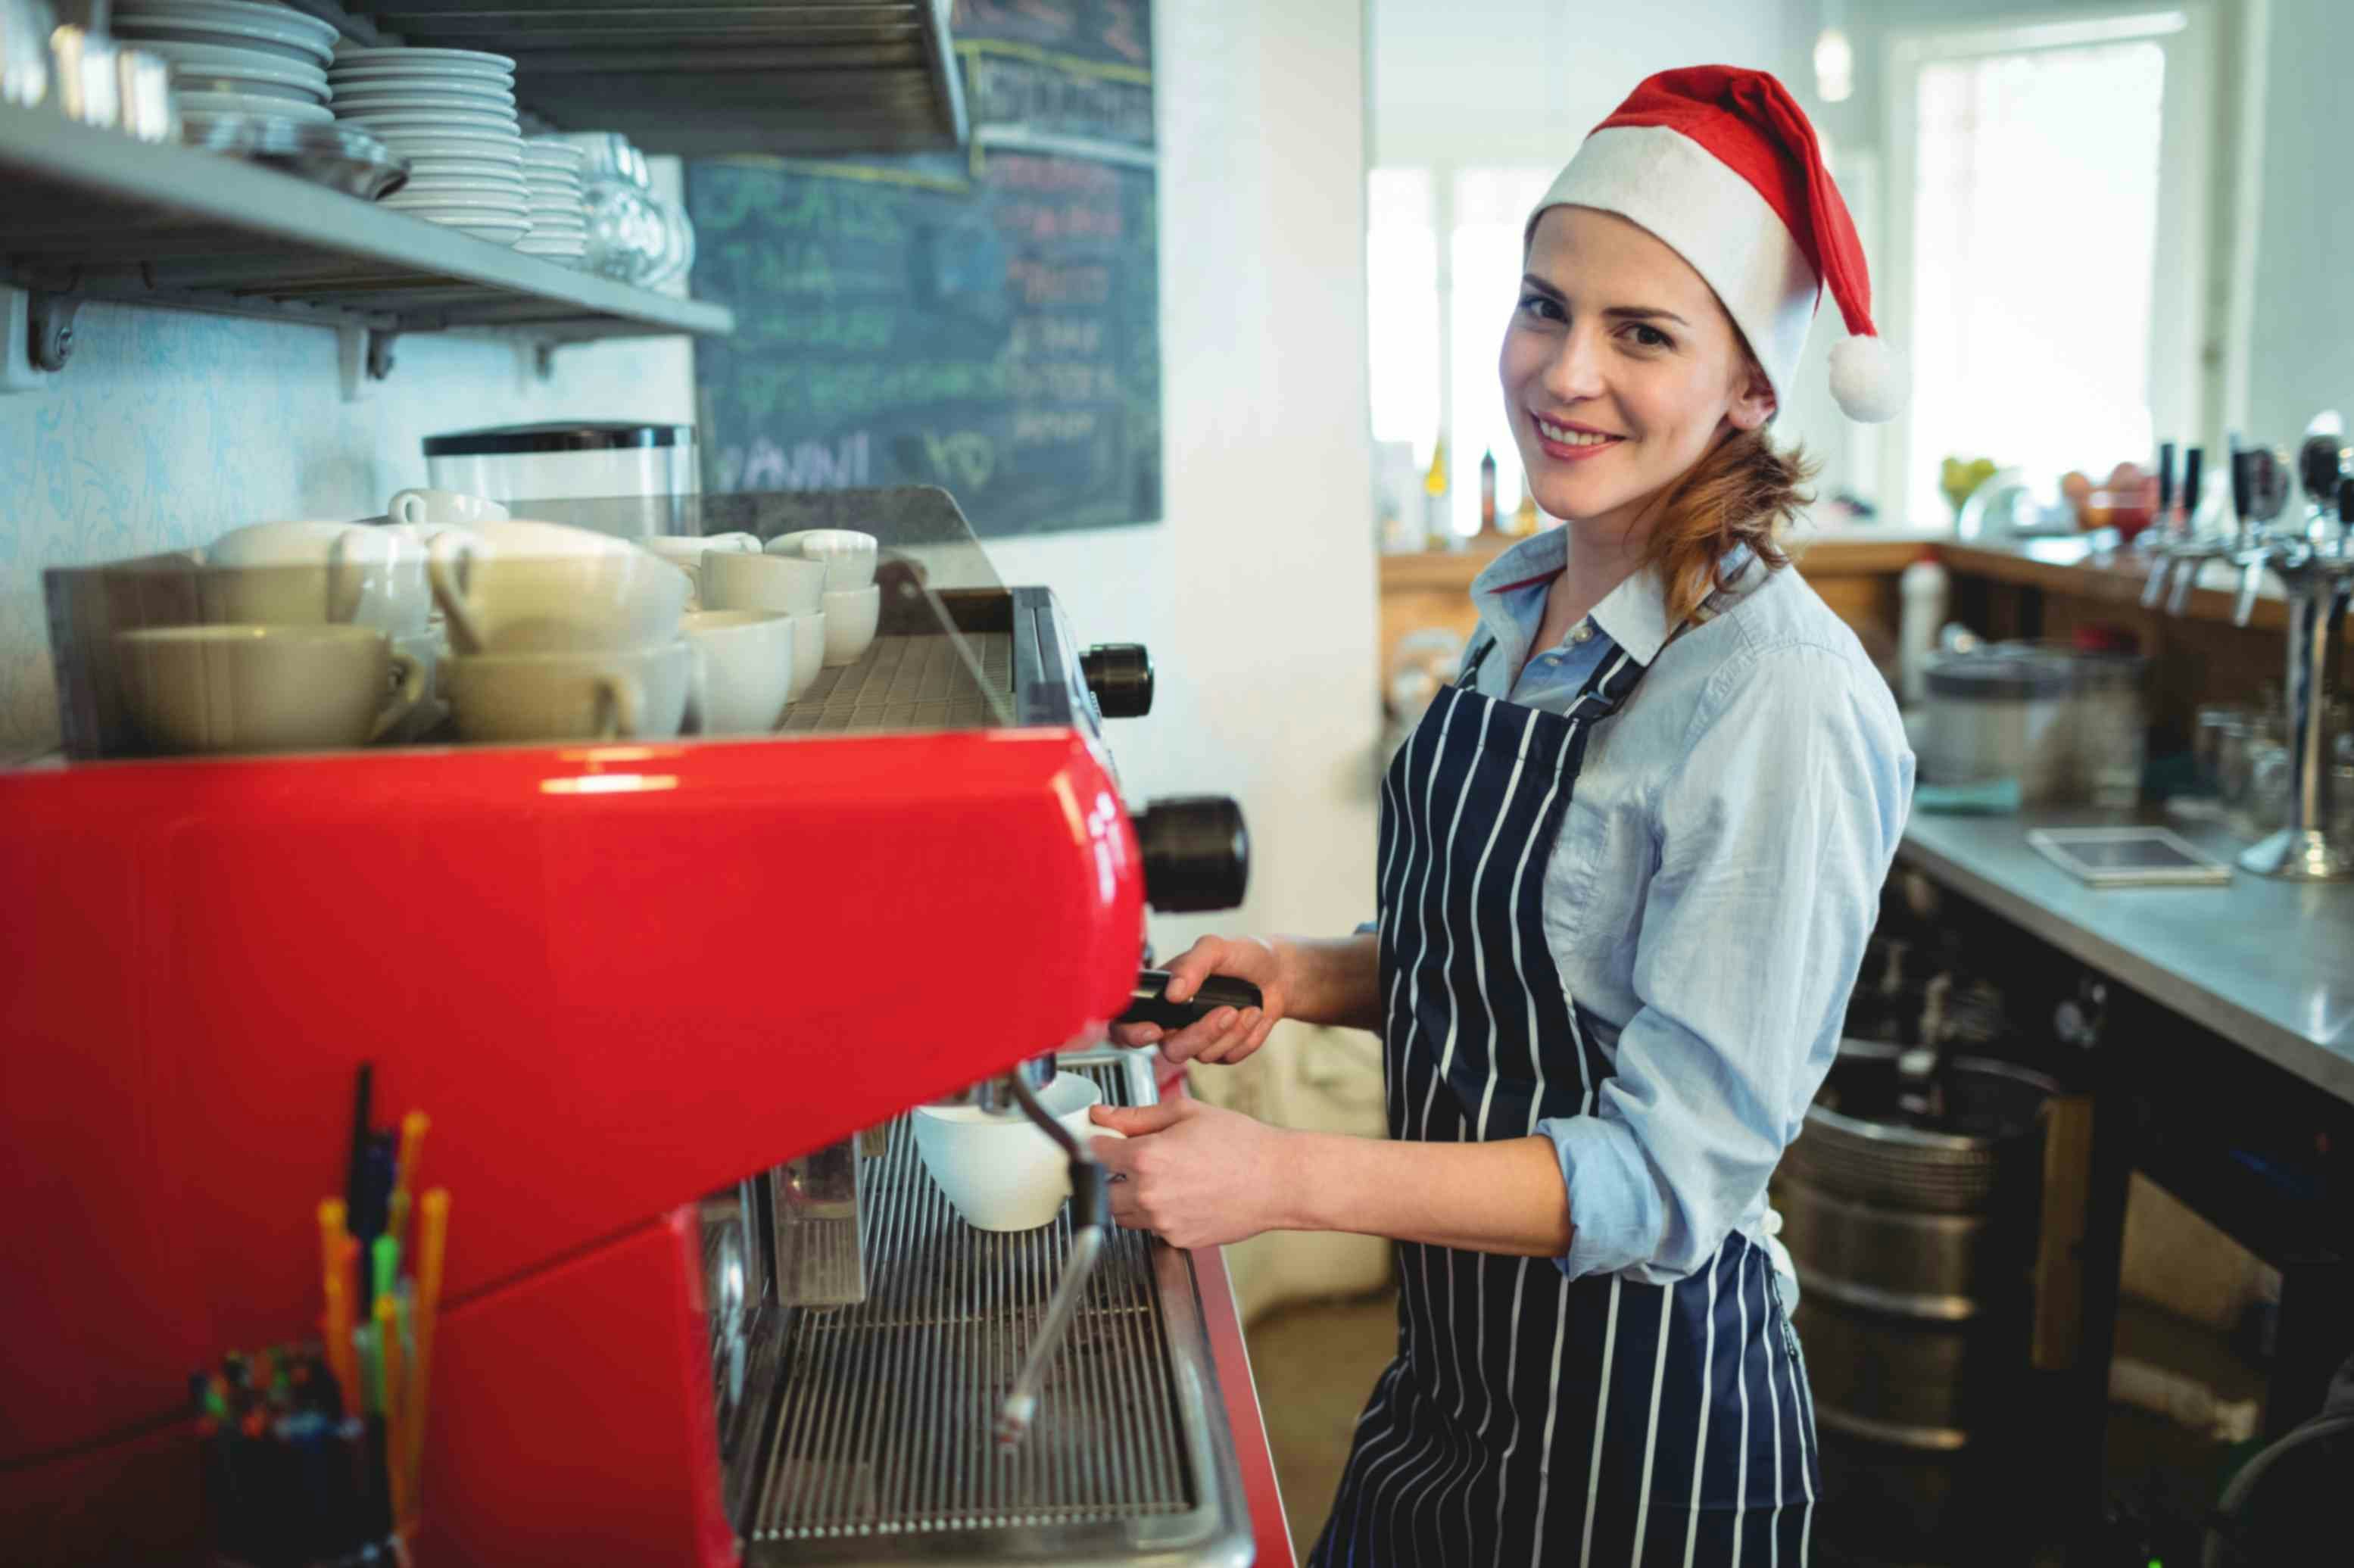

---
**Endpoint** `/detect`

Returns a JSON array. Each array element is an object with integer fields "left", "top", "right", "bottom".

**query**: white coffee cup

[
  {"left": 445, "top": 639, "right": 693, "bottom": 743},
  {"left": 115, "top": 624, "right": 427, "bottom": 755},
  {"left": 642, "top": 533, "right": 762, "bottom": 607},
  {"left": 766, "top": 528, "right": 878, "bottom": 592},
  {"left": 703, "top": 550, "right": 825, "bottom": 617},
  {"left": 681, "top": 610, "right": 795, "bottom": 736},
  {"left": 819, "top": 585, "right": 881, "bottom": 669},
  {"left": 429, "top": 519, "right": 687, "bottom": 656},
  {"left": 786, "top": 612, "right": 824, "bottom": 700},
  {"left": 386, "top": 625, "right": 451, "bottom": 741},
  {"left": 203, "top": 520, "right": 430, "bottom": 634},
  {"left": 388, "top": 488, "right": 508, "bottom": 531},
  {"left": 910, "top": 1073, "right": 1126, "bottom": 1231}
]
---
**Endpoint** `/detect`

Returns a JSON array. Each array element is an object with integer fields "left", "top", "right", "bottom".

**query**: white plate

[
  {"left": 114, "top": 18, "right": 329, "bottom": 67},
  {"left": 175, "top": 89, "right": 335, "bottom": 123},
  {"left": 365, "top": 131, "right": 523, "bottom": 159},
  {"left": 336, "top": 108, "right": 519, "bottom": 133},
  {"left": 137, "top": 39, "right": 328, "bottom": 86},
  {"left": 391, "top": 181, "right": 528, "bottom": 202},
  {"left": 394, "top": 207, "right": 530, "bottom": 228},
  {"left": 116, "top": 0, "right": 338, "bottom": 60},
  {"left": 383, "top": 191, "right": 528, "bottom": 213},
  {"left": 330, "top": 60, "right": 514, "bottom": 84},
  {"left": 166, "top": 69, "right": 324, "bottom": 103},
  {"left": 404, "top": 156, "right": 532, "bottom": 179},
  {"left": 332, "top": 45, "right": 516, "bottom": 71},
  {"left": 330, "top": 85, "right": 518, "bottom": 109}
]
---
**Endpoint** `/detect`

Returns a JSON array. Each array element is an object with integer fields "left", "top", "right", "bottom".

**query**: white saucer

[{"left": 176, "top": 89, "right": 334, "bottom": 123}]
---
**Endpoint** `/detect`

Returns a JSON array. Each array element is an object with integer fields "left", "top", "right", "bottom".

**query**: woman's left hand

[{"left": 1087, "top": 1099, "right": 1296, "bottom": 1250}]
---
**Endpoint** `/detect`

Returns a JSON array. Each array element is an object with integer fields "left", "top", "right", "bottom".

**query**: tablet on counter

[{"left": 2025, "top": 826, "right": 2235, "bottom": 887}]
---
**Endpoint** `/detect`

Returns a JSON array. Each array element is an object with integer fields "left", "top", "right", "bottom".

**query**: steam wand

[{"left": 993, "top": 1070, "right": 1112, "bottom": 1449}]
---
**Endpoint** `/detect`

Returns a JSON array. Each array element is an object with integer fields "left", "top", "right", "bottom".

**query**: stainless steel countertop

[{"left": 1897, "top": 809, "right": 2354, "bottom": 1106}]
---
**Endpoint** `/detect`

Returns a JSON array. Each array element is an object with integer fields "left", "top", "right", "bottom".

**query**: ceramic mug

[
  {"left": 428, "top": 518, "right": 687, "bottom": 655},
  {"left": 681, "top": 609, "right": 796, "bottom": 735},
  {"left": 910, "top": 1073, "right": 1125, "bottom": 1231},
  {"left": 819, "top": 585, "right": 881, "bottom": 669},
  {"left": 203, "top": 520, "right": 430, "bottom": 634},
  {"left": 702, "top": 550, "right": 825, "bottom": 617},
  {"left": 445, "top": 639, "right": 693, "bottom": 743},
  {"left": 115, "top": 624, "right": 427, "bottom": 755},
  {"left": 388, "top": 488, "right": 508, "bottom": 531},
  {"left": 767, "top": 528, "right": 878, "bottom": 591},
  {"left": 786, "top": 612, "right": 824, "bottom": 700},
  {"left": 642, "top": 533, "right": 762, "bottom": 606}
]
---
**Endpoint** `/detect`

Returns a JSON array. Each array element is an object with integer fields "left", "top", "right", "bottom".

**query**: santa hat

[{"left": 1528, "top": 65, "right": 1905, "bottom": 423}]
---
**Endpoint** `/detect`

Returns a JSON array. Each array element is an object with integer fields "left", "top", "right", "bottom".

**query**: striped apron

[{"left": 1308, "top": 637, "right": 1820, "bottom": 1567}]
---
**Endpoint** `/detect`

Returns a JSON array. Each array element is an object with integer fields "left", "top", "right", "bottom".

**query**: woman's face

[{"left": 1500, "top": 205, "right": 1777, "bottom": 532}]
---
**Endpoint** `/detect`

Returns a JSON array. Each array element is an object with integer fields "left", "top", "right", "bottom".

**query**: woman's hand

[
  {"left": 1109, "top": 934, "right": 1289, "bottom": 1065},
  {"left": 1087, "top": 1099, "right": 1296, "bottom": 1249}
]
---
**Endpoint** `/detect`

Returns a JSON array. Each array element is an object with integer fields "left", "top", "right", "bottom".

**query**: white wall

[
  {"left": 2241, "top": 0, "right": 2353, "bottom": 442},
  {"left": 984, "top": 0, "right": 1386, "bottom": 1314}
]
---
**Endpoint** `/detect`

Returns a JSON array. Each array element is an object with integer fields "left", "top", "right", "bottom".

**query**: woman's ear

[{"left": 1726, "top": 361, "right": 1778, "bottom": 432}]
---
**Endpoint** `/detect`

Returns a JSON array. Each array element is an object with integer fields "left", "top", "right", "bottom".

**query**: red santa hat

[{"left": 1529, "top": 64, "right": 1905, "bottom": 423}]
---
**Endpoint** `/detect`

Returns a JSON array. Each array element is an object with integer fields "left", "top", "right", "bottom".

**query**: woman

[{"left": 1090, "top": 67, "right": 1914, "bottom": 1563}]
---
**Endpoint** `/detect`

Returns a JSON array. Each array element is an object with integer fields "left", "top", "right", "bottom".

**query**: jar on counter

[
  {"left": 1917, "top": 647, "right": 2073, "bottom": 804},
  {"left": 2003, "top": 639, "right": 2150, "bottom": 806}
]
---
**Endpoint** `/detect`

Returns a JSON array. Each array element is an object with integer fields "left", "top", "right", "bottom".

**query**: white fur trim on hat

[
  {"left": 1531, "top": 123, "right": 1819, "bottom": 410},
  {"left": 1829, "top": 333, "right": 1905, "bottom": 423}
]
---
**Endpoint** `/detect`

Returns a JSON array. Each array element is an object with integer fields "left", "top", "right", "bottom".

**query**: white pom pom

[{"left": 1829, "top": 334, "right": 1907, "bottom": 423}]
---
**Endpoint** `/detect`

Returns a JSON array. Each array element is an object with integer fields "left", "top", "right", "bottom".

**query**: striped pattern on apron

[{"left": 1308, "top": 641, "right": 1820, "bottom": 1567}]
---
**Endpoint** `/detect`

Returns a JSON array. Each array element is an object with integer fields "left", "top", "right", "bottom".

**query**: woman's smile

[{"left": 1529, "top": 413, "right": 1626, "bottom": 462}]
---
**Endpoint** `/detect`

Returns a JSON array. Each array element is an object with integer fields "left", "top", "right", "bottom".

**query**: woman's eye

[
  {"left": 1623, "top": 323, "right": 1673, "bottom": 349},
  {"left": 1517, "top": 292, "right": 1564, "bottom": 323}
]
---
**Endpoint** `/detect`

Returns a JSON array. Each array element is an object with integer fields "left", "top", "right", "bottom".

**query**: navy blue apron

[{"left": 1308, "top": 631, "right": 1820, "bottom": 1567}]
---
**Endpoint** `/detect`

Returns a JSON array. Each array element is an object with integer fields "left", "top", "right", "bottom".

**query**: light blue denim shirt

[{"left": 1454, "top": 526, "right": 1914, "bottom": 1286}]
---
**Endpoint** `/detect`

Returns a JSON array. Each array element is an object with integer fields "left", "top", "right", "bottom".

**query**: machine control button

[
  {"left": 1080, "top": 643, "right": 1155, "bottom": 719},
  {"left": 1133, "top": 795, "right": 1249, "bottom": 912}
]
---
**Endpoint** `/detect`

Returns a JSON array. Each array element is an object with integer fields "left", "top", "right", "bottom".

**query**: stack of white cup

[
  {"left": 116, "top": 515, "right": 453, "bottom": 756},
  {"left": 638, "top": 532, "right": 798, "bottom": 736},
  {"left": 756, "top": 528, "right": 881, "bottom": 672},
  {"left": 430, "top": 517, "right": 698, "bottom": 743}
]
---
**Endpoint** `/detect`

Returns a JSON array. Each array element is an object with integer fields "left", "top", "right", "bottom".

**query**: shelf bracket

[
  {"left": 532, "top": 341, "right": 559, "bottom": 382},
  {"left": 2, "top": 288, "right": 54, "bottom": 395},
  {"left": 27, "top": 285, "right": 85, "bottom": 373},
  {"left": 366, "top": 329, "right": 398, "bottom": 382}
]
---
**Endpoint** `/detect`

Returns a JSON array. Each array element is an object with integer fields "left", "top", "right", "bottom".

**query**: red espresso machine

[{"left": 0, "top": 488, "right": 1264, "bottom": 1566}]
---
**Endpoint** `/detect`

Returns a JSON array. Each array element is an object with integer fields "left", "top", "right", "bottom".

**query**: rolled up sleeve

[{"left": 1537, "top": 644, "right": 1911, "bottom": 1282}]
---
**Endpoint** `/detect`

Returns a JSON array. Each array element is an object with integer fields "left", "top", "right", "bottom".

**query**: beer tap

[
  {"left": 2227, "top": 445, "right": 2291, "bottom": 627},
  {"left": 2143, "top": 444, "right": 2207, "bottom": 609}
]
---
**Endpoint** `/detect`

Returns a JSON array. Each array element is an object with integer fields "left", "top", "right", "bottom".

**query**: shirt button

[{"left": 1570, "top": 622, "right": 1594, "bottom": 645}]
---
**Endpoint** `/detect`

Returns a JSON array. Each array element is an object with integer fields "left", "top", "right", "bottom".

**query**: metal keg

[{"left": 1775, "top": 1039, "right": 2058, "bottom": 1564}]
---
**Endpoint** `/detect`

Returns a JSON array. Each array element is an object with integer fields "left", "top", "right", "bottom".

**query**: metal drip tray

[
  {"left": 740, "top": 1052, "right": 1252, "bottom": 1565},
  {"left": 781, "top": 632, "right": 1012, "bottom": 734}
]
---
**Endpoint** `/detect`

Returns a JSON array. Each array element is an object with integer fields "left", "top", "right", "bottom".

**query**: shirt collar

[{"left": 1467, "top": 528, "right": 1679, "bottom": 667}]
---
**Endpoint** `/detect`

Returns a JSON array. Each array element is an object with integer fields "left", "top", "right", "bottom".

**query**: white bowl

[
  {"left": 176, "top": 89, "right": 334, "bottom": 122},
  {"left": 910, "top": 1074, "right": 1123, "bottom": 1232},
  {"left": 819, "top": 585, "right": 880, "bottom": 669}
]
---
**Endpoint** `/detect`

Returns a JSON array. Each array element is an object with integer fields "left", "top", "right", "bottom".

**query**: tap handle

[
  {"left": 2142, "top": 552, "right": 2175, "bottom": 609},
  {"left": 2168, "top": 556, "right": 2200, "bottom": 616},
  {"left": 2234, "top": 560, "right": 2265, "bottom": 627},
  {"left": 2231, "top": 447, "right": 2256, "bottom": 531},
  {"left": 2340, "top": 475, "right": 2354, "bottom": 528},
  {"left": 1116, "top": 969, "right": 1264, "bottom": 1033},
  {"left": 2156, "top": 441, "right": 2175, "bottom": 515},
  {"left": 2182, "top": 447, "right": 2204, "bottom": 531}
]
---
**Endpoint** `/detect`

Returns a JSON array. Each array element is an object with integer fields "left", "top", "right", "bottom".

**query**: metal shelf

[
  {"left": 0, "top": 103, "right": 733, "bottom": 355},
  {"left": 351, "top": 0, "right": 969, "bottom": 157}
]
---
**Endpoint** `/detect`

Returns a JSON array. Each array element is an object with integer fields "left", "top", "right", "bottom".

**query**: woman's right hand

[{"left": 1112, "top": 935, "right": 1289, "bottom": 1066}]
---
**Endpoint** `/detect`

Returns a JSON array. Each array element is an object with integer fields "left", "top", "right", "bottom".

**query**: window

[
  {"left": 1365, "top": 163, "right": 1554, "bottom": 541},
  {"left": 1886, "top": 8, "right": 2214, "bottom": 524}
]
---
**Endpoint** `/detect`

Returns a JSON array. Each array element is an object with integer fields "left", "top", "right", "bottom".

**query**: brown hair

[{"left": 1634, "top": 426, "right": 1818, "bottom": 626}]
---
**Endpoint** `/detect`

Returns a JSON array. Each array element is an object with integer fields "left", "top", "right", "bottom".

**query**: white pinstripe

[
  {"left": 1732, "top": 1243, "right": 1752, "bottom": 1566},
  {"left": 1526, "top": 1273, "right": 1573, "bottom": 1568},
  {"left": 1780, "top": 1293, "right": 1816, "bottom": 1568},
  {"left": 1682, "top": 1248, "right": 1721, "bottom": 1566},
  {"left": 1762, "top": 1257, "right": 1785, "bottom": 1568},
  {"left": 1629, "top": 1281, "right": 1676, "bottom": 1563},
  {"left": 1576, "top": 1275, "right": 1624, "bottom": 1568}
]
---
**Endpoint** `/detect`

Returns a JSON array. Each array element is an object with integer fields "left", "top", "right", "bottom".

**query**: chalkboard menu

[{"left": 686, "top": 2, "right": 1159, "bottom": 539}]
